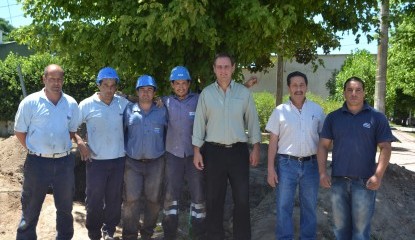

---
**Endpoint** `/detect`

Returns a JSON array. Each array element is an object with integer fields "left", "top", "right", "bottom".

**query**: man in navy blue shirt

[
  {"left": 317, "top": 76, "right": 393, "bottom": 240},
  {"left": 161, "top": 66, "right": 205, "bottom": 240},
  {"left": 122, "top": 75, "right": 167, "bottom": 240}
]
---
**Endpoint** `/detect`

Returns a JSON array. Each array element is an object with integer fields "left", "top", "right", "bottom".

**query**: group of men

[
  {"left": 14, "top": 53, "right": 260, "bottom": 240},
  {"left": 14, "top": 52, "right": 393, "bottom": 240}
]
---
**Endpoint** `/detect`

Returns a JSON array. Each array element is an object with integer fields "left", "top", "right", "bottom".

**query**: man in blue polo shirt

[
  {"left": 122, "top": 75, "right": 167, "bottom": 240},
  {"left": 161, "top": 66, "right": 205, "bottom": 240},
  {"left": 14, "top": 64, "right": 80, "bottom": 240},
  {"left": 317, "top": 76, "right": 393, "bottom": 240},
  {"left": 75, "top": 67, "right": 129, "bottom": 240}
]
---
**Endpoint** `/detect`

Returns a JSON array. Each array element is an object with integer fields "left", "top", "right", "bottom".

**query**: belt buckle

[
  {"left": 297, "top": 156, "right": 303, "bottom": 162},
  {"left": 53, "top": 152, "right": 66, "bottom": 158}
]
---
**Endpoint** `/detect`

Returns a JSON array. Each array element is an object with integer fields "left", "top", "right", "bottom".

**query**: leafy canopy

[
  {"left": 13, "top": 0, "right": 379, "bottom": 94},
  {"left": 330, "top": 50, "right": 377, "bottom": 106},
  {"left": 0, "top": 18, "right": 15, "bottom": 41}
]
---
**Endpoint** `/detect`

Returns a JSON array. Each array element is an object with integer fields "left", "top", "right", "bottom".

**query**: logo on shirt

[
  {"left": 154, "top": 127, "right": 161, "bottom": 134},
  {"left": 189, "top": 111, "right": 195, "bottom": 119},
  {"left": 363, "top": 122, "right": 371, "bottom": 129}
]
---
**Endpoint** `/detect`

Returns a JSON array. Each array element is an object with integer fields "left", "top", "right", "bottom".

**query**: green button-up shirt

[{"left": 192, "top": 80, "right": 261, "bottom": 147}]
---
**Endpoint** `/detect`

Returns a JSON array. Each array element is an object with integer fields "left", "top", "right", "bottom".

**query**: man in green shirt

[{"left": 192, "top": 52, "right": 261, "bottom": 240}]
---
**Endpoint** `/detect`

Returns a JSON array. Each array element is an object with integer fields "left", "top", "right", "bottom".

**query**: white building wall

[{"left": 243, "top": 54, "right": 348, "bottom": 99}]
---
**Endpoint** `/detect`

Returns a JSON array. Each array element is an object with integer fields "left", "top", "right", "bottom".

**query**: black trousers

[{"left": 203, "top": 142, "right": 251, "bottom": 240}]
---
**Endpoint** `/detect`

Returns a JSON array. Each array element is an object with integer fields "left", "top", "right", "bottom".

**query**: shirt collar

[
  {"left": 39, "top": 88, "right": 63, "bottom": 103},
  {"left": 341, "top": 100, "right": 371, "bottom": 114},
  {"left": 93, "top": 92, "right": 116, "bottom": 105},
  {"left": 132, "top": 102, "right": 157, "bottom": 113},
  {"left": 214, "top": 80, "right": 235, "bottom": 90},
  {"left": 173, "top": 92, "right": 195, "bottom": 101},
  {"left": 288, "top": 98, "right": 308, "bottom": 107}
]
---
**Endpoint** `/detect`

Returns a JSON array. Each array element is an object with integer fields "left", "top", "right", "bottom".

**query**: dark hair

[
  {"left": 343, "top": 76, "right": 365, "bottom": 91},
  {"left": 213, "top": 52, "right": 235, "bottom": 66},
  {"left": 286, "top": 71, "right": 308, "bottom": 86}
]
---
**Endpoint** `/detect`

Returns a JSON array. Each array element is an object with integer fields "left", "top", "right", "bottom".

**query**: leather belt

[
  {"left": 28, "top": 150, "right": 70, "bottom": 158},
  {"left": 333, "top": 176, "right": 363, "bottom": 180},
  {"left": 207, "top": 142, "right": 236, "bottom": 148},
  {"left": 136, "top": 158, "right": 152, "bottom": 163},
  {"left": 127, "top": 156, "right": 154, "bottom": 163},
  {"left": 279, "top": 154, "right": 316, "bottom": 161}
]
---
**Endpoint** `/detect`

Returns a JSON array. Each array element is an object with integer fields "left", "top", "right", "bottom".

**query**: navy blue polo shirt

[{"left": 320, "top": 102, "right": 394, "bottom": 178}]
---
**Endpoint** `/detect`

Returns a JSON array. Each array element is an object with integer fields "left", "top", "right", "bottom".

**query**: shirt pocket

[{"left": 229, "top": 98, "right": 245, "bottom": 118}]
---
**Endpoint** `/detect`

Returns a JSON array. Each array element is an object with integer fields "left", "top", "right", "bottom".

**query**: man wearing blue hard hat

[
  {"left": 75, "top": 67, "right": 130, "bottom": 240},
  {"left": 161, "top": 66, "right": 206, "bottom": 240},
  {"left": 122, "top": 75, "right": 168, "bottom": 240}
]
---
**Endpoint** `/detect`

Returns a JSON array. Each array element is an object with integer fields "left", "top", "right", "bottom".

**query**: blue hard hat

[
  {"left": 169, "top": 66, "right": 191, "bottom": 81},
  {"left": 135, "top": 75, "right": 157, "bottom": 90},
  {"left": 96, "top": 67, "right": 119, "bottom": 84}
]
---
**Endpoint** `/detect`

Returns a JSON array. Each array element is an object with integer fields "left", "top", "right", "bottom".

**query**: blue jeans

[
  {"left": 122, "top": 156, "right": 165, "bottom": 240},
  {"left": 85, "top": 157, "right": 125, "bottom": 239},
  {"left": 275, "top": 155, "right": 319, "bottom": 240},
  {"left": 16, "top": 154, "right": 75, "bottom": 240},
  {"left": 331, "top": 177, "right": 376, "bottom": 240},
  {"left": 162, "top": 152, "right": 205, "bottom": 240}
]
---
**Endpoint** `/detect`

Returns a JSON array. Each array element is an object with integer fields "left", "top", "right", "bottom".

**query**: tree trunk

[
  {"left": 276, "top": 55, "right": 283, "bottom": 106},
  {"left": 375, "top": 0, "right": 389, "bottom": 113}
]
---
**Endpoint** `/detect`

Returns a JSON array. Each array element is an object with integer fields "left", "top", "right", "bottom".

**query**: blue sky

[{"left": 1, "top": 0, "right": 378, "bottom": 54}]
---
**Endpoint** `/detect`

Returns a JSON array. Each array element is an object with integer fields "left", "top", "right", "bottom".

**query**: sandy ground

[{"left": 0, "top": 129, "right": 414, "bottom": 240}]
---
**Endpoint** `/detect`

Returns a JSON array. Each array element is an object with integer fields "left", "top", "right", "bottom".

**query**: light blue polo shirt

[
  {"left": 14, "top": 88, "right": 80, "bottom": 154},
  {"left": 79, "top": 93, "right": 129, "bottom": 160},
  {"left": 124, "top": 102, "right": 167, "bottom": 160}
]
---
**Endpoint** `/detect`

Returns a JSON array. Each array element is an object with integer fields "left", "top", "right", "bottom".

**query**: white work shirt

[
  {"left": 79, "top": 93, "right": 129, "bottom": 160},
  {"left": 265, "top": 99, "right": 325, "bottom": 157},
  {"left": 14, "top": 89, "right": 80, "bottom": 154}
]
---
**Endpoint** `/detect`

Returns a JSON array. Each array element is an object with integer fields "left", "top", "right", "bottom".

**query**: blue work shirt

[
  {"left": 163, "top": 93, "right": 198, "bottom": 158},
  {"left": 14, "top": 89, "right": 80, "bottom": 154},
  {"left": 320, "top": 102, "right": 394, "bottom": 178},
  {"left": 124, "top": 102, "right": 167, "bottom": 160},
  {"left": 79, "top": 93, "right": 129, "bottom": 160}
]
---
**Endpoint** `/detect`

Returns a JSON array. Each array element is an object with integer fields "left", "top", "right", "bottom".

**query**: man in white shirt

[
  {"left": 14, "top": 64, "right": 80, "bottom": 240},
  {"left": 266, "top": 71, "right": 325, "bottom": 240}
]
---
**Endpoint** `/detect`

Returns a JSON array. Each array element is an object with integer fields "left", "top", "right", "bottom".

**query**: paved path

[{"left": 390, "top": 129, "right": 415, "bottom": 172}]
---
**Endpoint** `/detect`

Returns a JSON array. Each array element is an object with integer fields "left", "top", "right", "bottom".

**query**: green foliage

[
  {"left": 330, "top": 50, "right": 377, "bottom": 105},
  {"left": 0, "top": 53, "right": 97, "bottom": 121},
  {"left": 12, "top": 0, "right": 379, "bottom": 96},
  {"left": 325, "top": 69, "right": 339, "bottom": 97},
  {"left": 388, "top": 12, "right": 415, "bottom": 117},
  {"left": 0, "top": 18, "right": 15, "bottom": 41},
  {"left": 306, "top": 93, "right": 342, "bottom": 115},
  {"left": 253, "top": 92, "right": 275, "bottom": 132}
]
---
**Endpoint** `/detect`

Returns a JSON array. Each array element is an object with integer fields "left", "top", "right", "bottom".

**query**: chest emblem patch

[{"left": 363, "top": 122, "right": 371, "bottom": 129}]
